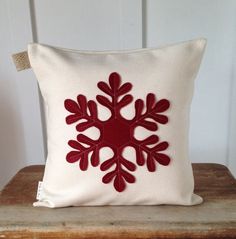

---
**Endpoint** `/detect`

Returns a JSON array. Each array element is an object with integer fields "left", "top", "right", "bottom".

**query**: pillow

[{"left": 28, "top": 38, "right": 206, "bottom": 208}]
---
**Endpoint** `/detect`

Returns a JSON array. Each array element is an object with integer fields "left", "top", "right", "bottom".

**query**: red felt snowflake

[{"left": 64, "top": 72, "right": 171, "bottom": 192}]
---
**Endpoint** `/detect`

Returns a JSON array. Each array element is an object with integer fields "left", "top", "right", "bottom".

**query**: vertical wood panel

[
  {"left": 33, "top": 0, "right": 142, "bottom": 50},
  {"left": 0, "top": 0, "right": 45, "bottom": 189},
  {"left": 119, "top": 0, "right": 143, "bottom": 49},
  {"left": 0, "top": 0, "right": 26, "bottom": 189},
  {"left": 228, "top": 34, "right": 236, "bottom": 176},
  {"left": 6, "top": 0, "right": 45, "bottom": 165}
]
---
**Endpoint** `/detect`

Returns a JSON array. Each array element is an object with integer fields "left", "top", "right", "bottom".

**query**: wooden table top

[{"left": 0, "top": 163, "right": 235, "bottom": 239}]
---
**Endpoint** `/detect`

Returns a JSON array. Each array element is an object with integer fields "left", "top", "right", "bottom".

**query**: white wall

[
  {"left": 0, "top": 0, "right": 235, "bottom": 189},
  {"left": 146, "top": 0, "right": 236, "bottom": 169}
]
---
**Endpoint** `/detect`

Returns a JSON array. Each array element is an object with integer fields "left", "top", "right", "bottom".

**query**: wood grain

[{"left": 0, "top": 163, "right": 235, "bottom": 238}]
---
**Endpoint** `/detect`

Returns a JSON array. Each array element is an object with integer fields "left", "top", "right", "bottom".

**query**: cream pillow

[{"left": 28, "top": 38, "right": 206, "bottom": 208}]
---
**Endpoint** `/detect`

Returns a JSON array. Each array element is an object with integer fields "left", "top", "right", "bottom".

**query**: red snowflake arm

[
  {"left": 65, "top": 95, "right": 102, "bottom": 170},
  {"left": 96, "top": 72, "right": 133, "bottom": 117},
  {"left": 131, "top": 93, "right": 170, "bottom": 170},
  {"left": 100, "top": 148, "right": 136, "bottom": 192},
  {"left": 64, "top": 94, "right": 100, "bottom": 131},
  {"left": 146, "top": 141, "right": 170, "bottom": 172},
  {"left": 132, "top": 93, "right": 170, "bottom": 130},
  {"left": 66, "top": 134, "right": 101, "bottom": 170},
  {"left": 132, "top": 135, "right": 170, "bottom": 171}
]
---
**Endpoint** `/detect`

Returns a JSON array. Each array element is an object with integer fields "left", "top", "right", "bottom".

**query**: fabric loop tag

[
  {"left": 12, "top": 51, "right": 31, "bottom": 71},
  {"left": 36, "top": 181, "right": 43, "bottom": 200}
]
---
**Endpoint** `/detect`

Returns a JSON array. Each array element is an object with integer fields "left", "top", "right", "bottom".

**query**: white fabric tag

[{"left": 36, "top": 181, "right": 43, "bottom": 200}]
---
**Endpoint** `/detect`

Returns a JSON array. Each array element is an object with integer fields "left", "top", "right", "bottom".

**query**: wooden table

[{"left": 0, "top": 163, "right": 235, "bottom": 239}]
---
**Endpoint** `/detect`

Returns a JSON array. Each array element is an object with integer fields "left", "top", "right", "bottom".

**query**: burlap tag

[{"left": 12, "top": 51, "right": 31, "bottom": 71}]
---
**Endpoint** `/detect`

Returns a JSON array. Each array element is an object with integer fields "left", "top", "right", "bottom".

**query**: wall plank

[
  {"left": 0, "top": 0, "right": 45, "bottom": 189},
  {"left": 33, "top": 0, "right": 142, "bottom": 50},
  {"left": 228, "top": 31, "right": 236, "bottom": 176}
]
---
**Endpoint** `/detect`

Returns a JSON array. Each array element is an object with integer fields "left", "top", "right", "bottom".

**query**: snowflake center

[{"left": 103, "top": 118, "right": 131, "bottom": 147}]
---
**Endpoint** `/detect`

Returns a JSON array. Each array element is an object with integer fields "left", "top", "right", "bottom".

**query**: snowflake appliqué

[{"left": 64, "top": 72, "right": 171, "bottom": 192}]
